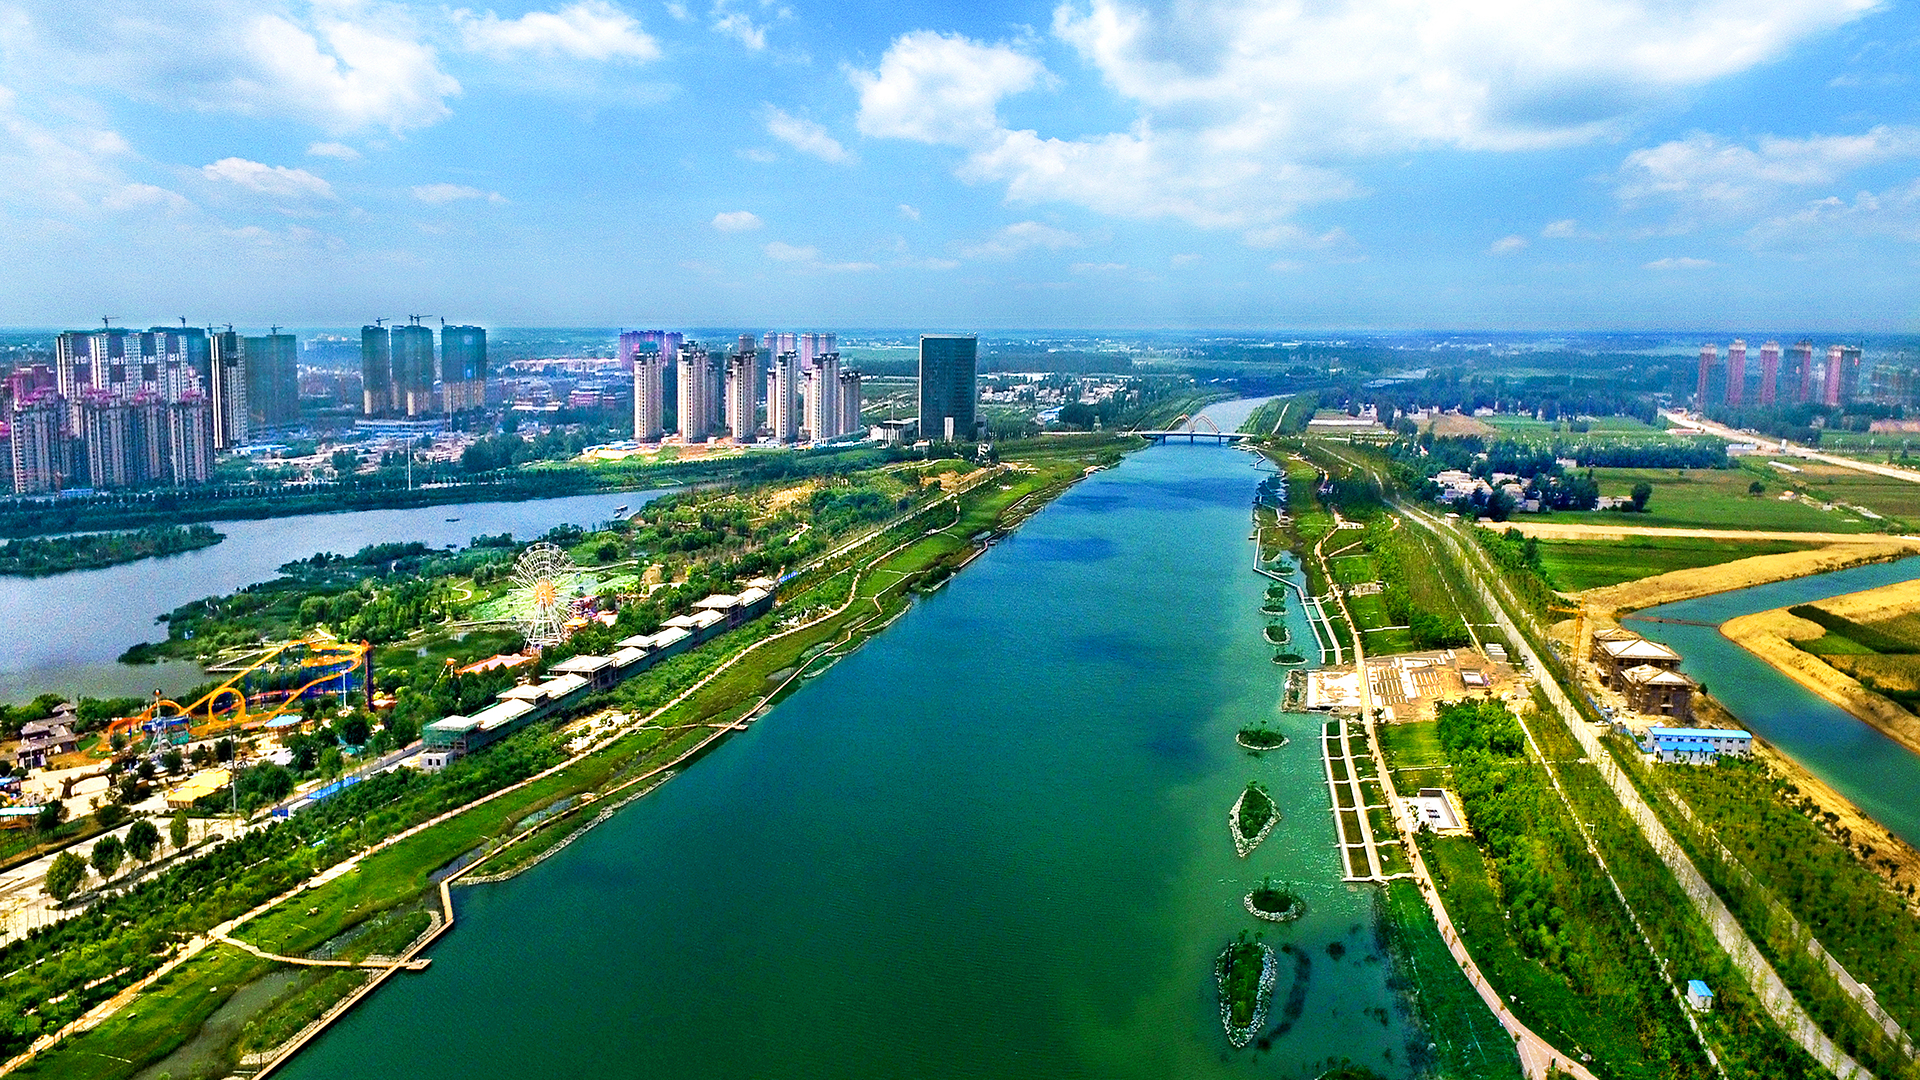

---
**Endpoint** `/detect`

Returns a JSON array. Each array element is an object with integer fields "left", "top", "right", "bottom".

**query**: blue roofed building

[{"left": 1638, "top": 727, "right": 1754, "bottom": 764}]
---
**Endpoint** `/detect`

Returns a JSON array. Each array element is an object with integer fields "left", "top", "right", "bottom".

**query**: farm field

[
  {"left": 1481, "top": 415, "right": 1666, "bottom": 440},
  {"left": 1532, "top": 466, "right": 1880, "bottom": 533},
  {"left": 1770, "top": 462, "right": 1920, "bottom": 527},
  {"left": 1537, "top": 535, "right": 1818, "bottom": 591}
]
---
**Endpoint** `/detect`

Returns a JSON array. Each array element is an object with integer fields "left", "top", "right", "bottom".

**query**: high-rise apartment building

[
  {"left": 633, "top": 347, "right": 666, "bottom": 442},
  {"left": 10, "top": 390, "right": 68, "bottom": 494},
  {"left": 1725, "top": 340, "right": 1746, "bottom": 407},
  {"left": 805, "top": 350, "right": 840, "bottom": 440},
  {"left": 798, "top": 332, "right": 834, "bottom": 373},
  {"left": 362, "top": 325, "right": 394, "bottom": 415},
  {"left": 391, "top": 321, "right": 436, "bottom": 416},
  {"left": 244, "top": 332, "right": 298, "bottom": 429},
  {"left": 768, "top": 350, "right": 800, "bottom": 443},
  {"left": 211, "top": 330, "right": 250, "bottom": 450},
  {"left": 1841, "top": 346, "right": 1863, "bottom": 404},
  {"left": 677, "top": 343, "right": 713, "bottom": 442},
  {"left": 1793, "top": 341, "right": 1815, "bottom": 402},
  {"left": 621, "top": 330, "right": 683, "bottom": 373},
  {"left": 1695, "top": 344, "right": 1716, "bottom": 409},
  {"left": 918, "top": 335, "right": 978, "bottom": 441},
  {"left": 56, "top": 327, "right": 209, "bottom": 425},
  {"left": 1824, "top": 345, "right": 1845, "bottom": 407},
  {"left": 81, "top": 397, "right": 140, "bottom": 490},
  {"left": 169, "top": 398, "right": 213, "bottom": 484},
  {"left": 1759, "top": 341, "right": 1780, "bottom": 407},
  {"left": 725, "top": 343, "right": 759, "bottom": 443},
  {"left": 442, "top": 325, "right": 487, "bottom": 413},
  {"left": 839, "top": 370, "right": 862, "bottom": 436}
]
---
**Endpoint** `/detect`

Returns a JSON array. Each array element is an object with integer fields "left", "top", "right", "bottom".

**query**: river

[
  {"left": 274, "top": 417, "right": 1422, "bottom": 1079},
  {"left": 0, "top": 491, "right": 668, "bottom": 705},
  {"left": 1632, "top": 558, "right": 1920, "bottom": 845}
]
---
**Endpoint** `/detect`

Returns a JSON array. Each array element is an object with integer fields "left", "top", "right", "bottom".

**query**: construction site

[{"left": 1290, "top": 646, "right": 1527, "bottom": 723}]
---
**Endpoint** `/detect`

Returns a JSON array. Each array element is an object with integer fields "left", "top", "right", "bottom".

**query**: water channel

[
  {"left": 1632, "top": 557, "right": 1920, "bottom": 846},
  {"left": 275, "top": 422, "right": 1421, "bottom": 1078},
  {"left": 0, "top": 491, "right": 666, "bottom": 704}
]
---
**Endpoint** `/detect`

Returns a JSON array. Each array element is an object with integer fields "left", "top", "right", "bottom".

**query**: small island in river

[{"left": 0, "top": 523, "right": 224, "bottom": 576}]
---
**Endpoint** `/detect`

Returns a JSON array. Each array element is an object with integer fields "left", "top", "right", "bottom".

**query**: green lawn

[
  {"left": 1380, "top": 880, "right": 1523, "bottom": 1080},
  {"left": 1537, "top": 536, "right": 1817, "bottom": 591},
  {"left": 1378, "top": 720, "right": 1446, "bottom": 771},
  {"left": 1533, "top": 466, "right": 1879, "bottom": 533}
]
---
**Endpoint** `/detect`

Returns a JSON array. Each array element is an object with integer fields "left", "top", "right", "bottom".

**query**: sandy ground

[
  {"left": 1491, "top": 520, "right": 1920, "bottom": 545},
  {"left": 1579, "top": 541, "right": 1920, "bottom": 614},
  {"left": 1806, "top": 577, "right": 1920, "bottom": 624},
  {"left": 1421, "top": 413, "right": 1495, "bottom": 437},
  {"left": 1720, "top": 608, "right": 1920, "bottom": 759}
]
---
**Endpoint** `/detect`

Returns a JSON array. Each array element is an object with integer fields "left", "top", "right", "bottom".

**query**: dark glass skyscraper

[
  {"left": 244, "top": 333, "right": 298, "bottom": 429},
  {"left": 441, "top": 325, "right": 487, "bottom": 412},
  {"left": 391, "top": 323, "right": 436, "bottom": 416},
  {"left": 918, "top": 334, "right": 978, "bottom": 442},
  {"left": 361, "top": 325, "right": 393, "bottom": 415}
]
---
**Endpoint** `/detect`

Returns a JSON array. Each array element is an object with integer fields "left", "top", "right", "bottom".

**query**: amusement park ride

[{"left": 104, "top": 635, "right": 373, "bottom": 753}]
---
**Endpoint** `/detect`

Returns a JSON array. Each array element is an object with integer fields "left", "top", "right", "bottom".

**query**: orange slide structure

[{"left": 107, "top": 635, "right": 372, "bottom": 747}]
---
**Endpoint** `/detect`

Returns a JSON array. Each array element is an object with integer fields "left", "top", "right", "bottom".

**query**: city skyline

[{"left": 0, "top": 0, "right": 1916, "bottom": 330}]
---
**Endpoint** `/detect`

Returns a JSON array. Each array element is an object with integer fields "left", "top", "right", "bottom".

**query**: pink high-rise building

[
  {"left": 1758, "top": 341, "right": 1779, "bottom": 406},
  {"left": 1725, "top": 340, "right": 1746, "bottom": 406},
  {"left": 1696, "top": 344, "right": 1716, "bottom": 409},
  {"left": 1793, "top": 341, "right": 1814, "bottom": 402},
  {"left": 1824, "top": 345, "right": 1845, "bottom": 406},
  {"left": 620, "top": 330, "right": 682, "bottom": 373}
]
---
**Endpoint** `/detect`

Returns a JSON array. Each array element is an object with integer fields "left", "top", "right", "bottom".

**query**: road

[
  {"left": 1480, "top": 521, "right": 1920, "bottom": 545},
  {"left": 0, "top": 814, "right": 242, "bottom": 945},
  {"left": 1668, "top": 411, "right": 1920, "bottom": 485}
]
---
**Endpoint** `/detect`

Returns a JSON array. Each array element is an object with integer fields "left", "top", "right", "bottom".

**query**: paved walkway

[{"left": 1483, "top": 521, "right": 1920, "bottom": 545}]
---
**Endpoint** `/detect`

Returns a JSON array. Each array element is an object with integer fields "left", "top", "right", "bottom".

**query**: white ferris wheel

[{"left": 510, "top": 542, "right": 578, "bottom": 648}]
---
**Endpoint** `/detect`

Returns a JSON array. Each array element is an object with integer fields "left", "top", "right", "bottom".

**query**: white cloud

[
  {"left": 764, "top": 108, "right": 850, "bottom": 164},
  {"left": 664, "top": 2, "right": 691, "bottom": 20},
  {"left": 1541, "top": 219, "right": 1580, "bottom": 237},
  {"left": 958, "top": 220, "right": 1084, "bottom": 258},
  {"left": 1071, "top": 261, "right": 1128, "bottom": 272},
  {"left": 457, "top": 1, "right": 660, "bottom": 62},
  {"left": 854, "top": 2, "right": 1876, "bottom": 230},
  {"left": 1488, "top": 234, "right": 1528, "bottom": 254},
  {"left": 241, "top": 12, "right": 461, "bottom": 133},
  {"left": 1170, "top": 252, "right": 1201, "bottom": 265},
  {"left": 852, "top": 31, "right": 1045, "bottom": 144},
  {"left": 898, "top": 203, "right": 921, "bottom": 220},
  {"left": 1645, "top": 256, "right": 1717, "bottom": 269},
  {"left": 1752, "top": 181, "right": 1920, "bottom": 244},
  {"left": 763, "top": 240, "right": 877, "bottom": 271},
  {"left": 307, "top": 141, "right": 362, "bottom": 161},
  {"left": 202, "top": 158, "right": 338, "bottom": 201},
  {"left": 710, "top": 2, "right": 769, "bottom": 50},
  {"left": 1241, "top": 224, "right": 1352, "bottom": 250},
  {"left": 712, "top": 209, "right": 763, "bottom": 231},
  {"left": 412, "top": 183, "right": 507, "bottom": 204},
  {"left": 1619, "top": 126, "right": 1920, "bottom": 214}
]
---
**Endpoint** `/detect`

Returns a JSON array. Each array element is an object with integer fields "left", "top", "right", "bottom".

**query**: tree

[
  {"left": 34, "top": 800, "right": 65, "bottom": 835},
  {"left": 1629, "top": 481, "right": 1653, "bottom": 512},
  {"left": 44, "top": 851, "right": 85, "bottom": 902},
  {"left": 90, "top": 834, "right": 124, "bottom": 881},
  {"left": 161, "top": 748, "right": 184, "bottom": 775},
  {"left": 169, "top": 811, "right": 190, "bottom": 852},
  {"left": 339, "top": 713, "right": 372, "bottom": 747},
  {"left": 1748, "top": 480, "right": 1766, "bottom": 496},
  {"left": 125, "top": 819, "right": 160, "bottom": 863},
  {"left": 92, "top": 803, "right": 128, "bottom": 830}
]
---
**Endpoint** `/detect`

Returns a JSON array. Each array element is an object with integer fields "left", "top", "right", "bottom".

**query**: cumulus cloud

[
  {"left": 853, "top": 31, "right": 1046, "bottom": 144},
  {"left": 853, "top": 1, "right": 1876, "bottom": 231},
  {"left": 898, "top": 203, "right": 921, "bottom": 220},
  {"left": 765, "top": 108, "right": 851, "bottom": 163},
  {"left": 712, "top": 210, "right": 763, "bottom": 231},
  {"left": 957, "top": 220, "right": 1083, "bottom": 258},
  {"left": 412, "top": 182, "right": 507, "bottom": 204},
  {"left": 307, "top": 141, "right": 362, "bottom": 161},
  {"left": 1645, "top": 256, "right": 1717, "bottom": 269},
  {"left": 710, "top": 1, "right": 772, "bottom": 50},
  {"left": 1618, "top": 126, "right": 1920, "bottom": 215},
  {"left": 202, "top": 158, "right": 338, "bottom": 200},
  {"left": 1488, "top": 234, "right": 1528, "bottom": 254},
  {"left": 1541, "top": 219, "right": 1580, "bottom": 237},
  {"left": 240, "top": 12, "right": 460, "bottom": 133},
  {"left": 1752, "top": 181, "right": 1920, "bottom": 244},
  {"left": 457, "top": 1, "right": 660, "bottom": 62}
]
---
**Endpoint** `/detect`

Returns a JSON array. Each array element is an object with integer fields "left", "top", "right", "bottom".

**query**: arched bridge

[{"left": 1134, "top": 413, "right": 1255, "bottom": 443}]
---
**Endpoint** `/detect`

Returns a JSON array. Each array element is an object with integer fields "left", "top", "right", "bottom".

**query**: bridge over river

[{"left": 1134, "top": 413, "right": 1255, "bottom": 444}]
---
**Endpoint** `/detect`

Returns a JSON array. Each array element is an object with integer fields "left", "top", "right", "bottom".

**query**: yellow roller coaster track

[{"left": 108, "top": 634, "right": 371, "bottom": 744}]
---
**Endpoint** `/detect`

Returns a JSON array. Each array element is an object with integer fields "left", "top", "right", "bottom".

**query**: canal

[
  {"left": 1632, "top": 557, "right": 1920, "bottom": 846},
  {"left": 274, "top": 429, "right": 1420, "bottom": 1078},
  {"left": 0, "top": 491, "right": 667, "bottom": 704}
]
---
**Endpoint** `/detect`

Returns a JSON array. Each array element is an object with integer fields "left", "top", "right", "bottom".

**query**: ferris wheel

[{"left": 510, "top": 542, "right": 578, "bottom": 648}]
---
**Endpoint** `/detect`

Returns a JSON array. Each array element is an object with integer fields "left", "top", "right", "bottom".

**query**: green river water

[{"left": 273, "top": 437, "right": 1419, "bottom": 1080}]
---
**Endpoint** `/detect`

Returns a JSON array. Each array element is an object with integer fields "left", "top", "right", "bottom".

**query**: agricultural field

[
  {"left": 1537, "top": 535, "right": 1818, "bottom": 592},
  {"left": 1533, "top": 465, "right": 1881, "bottom": 533},
  {"left": 1766, "top": 461, "right": 1920, "bottom": 528},
  {"left": 1481, "top": 414, "right": 1665, "bottom": 441}
]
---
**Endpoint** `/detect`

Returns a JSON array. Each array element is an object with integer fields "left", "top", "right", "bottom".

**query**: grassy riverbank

[{"left": 11, "top": 436, "right": 1134, "bottom": 1080}]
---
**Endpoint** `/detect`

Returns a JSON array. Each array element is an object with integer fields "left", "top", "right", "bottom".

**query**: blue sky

[{"left": 1, "top": 0, "right": 1917, "bottom": 331}]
